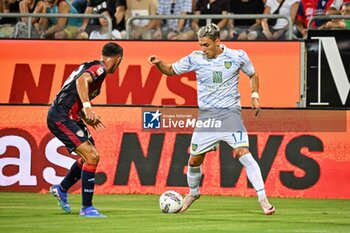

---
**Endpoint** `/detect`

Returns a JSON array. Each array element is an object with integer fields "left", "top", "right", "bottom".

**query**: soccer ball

[{"left": 159, "top": 190, "right": 183, "bottom": 213}]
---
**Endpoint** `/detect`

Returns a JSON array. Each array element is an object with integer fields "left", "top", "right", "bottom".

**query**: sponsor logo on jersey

[{"left": 212, "top": 71, "right": 223, "bottom": 83}]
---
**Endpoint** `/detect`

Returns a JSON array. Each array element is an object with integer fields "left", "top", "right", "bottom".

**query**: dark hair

[{"left": 102, "top": 42, "right": 123, "bottom": 57}]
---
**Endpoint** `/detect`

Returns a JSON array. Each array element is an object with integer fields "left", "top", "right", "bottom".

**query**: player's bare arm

[
  {"left": 250, "top": 72, "right": 261, "bottom": 115},
  {"left": 76, "top": 72, "right": 98, "bottom": 123},
  {"left": 148, "top": 55, "right": 176, "bottom": 76}
]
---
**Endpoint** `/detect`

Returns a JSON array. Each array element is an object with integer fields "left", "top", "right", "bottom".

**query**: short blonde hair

[{"left": 197, "top": 23, "right": 220, "bottom": 41}]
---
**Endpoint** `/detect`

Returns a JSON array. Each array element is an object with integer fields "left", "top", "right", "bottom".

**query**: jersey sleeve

[
  {"left": 239, "top": 50, "right": 255, "bottom": 77},
  {"left": 172, "top": 53, "right": 196, "bottom": 75},
  {"left": 85, "top": 64, "right": 106, "bottom": 82}
]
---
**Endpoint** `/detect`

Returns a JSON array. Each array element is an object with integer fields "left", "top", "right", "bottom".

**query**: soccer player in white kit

[{"left": 148, "top": 23, "right": 275, "bottom": 215}]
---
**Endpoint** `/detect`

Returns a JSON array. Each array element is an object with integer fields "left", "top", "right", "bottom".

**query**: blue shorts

[{"left": 47, "top": 118, "right": 94, "bottom": 153}]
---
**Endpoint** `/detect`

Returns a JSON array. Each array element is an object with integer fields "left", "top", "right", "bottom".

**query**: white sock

[
  {"left": 239, "top": 153, "right": 266, "bottom": 201},
  {"left": 187, "top": 165, "right": 202, "bottom": 196}
]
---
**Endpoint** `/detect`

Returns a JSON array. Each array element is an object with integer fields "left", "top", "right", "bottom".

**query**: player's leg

[
  {"left": 74, "top": 141, "right": 106, "bottom": 217},
  {"left": 188, "top": 154, "right": 204, "bottom": 196},
  {"left": 180, "top": 154, "right": 204, "bottom": 213},
  {"left": 52, "top": 120, "right": 94, "bottom": 193},
  {"left": 223, "top": 110, "right": 275, "bottom": 215},
  {"left": 235, "top": 147, "right": 275, "bottom": 215},
  {"left": 47, "top": 119, "right": 88, "bottom": 213},
  {"left": 180, "top": 131, "right": 218, "bottom": 213},
  {"left": 225, "top": 129, "right": 275, "bottom": 214},
  {"left": 59, "top": 157, "right": 84, "bottom": 192},
  {"left": 47, "top": 119, "right": 94, "bottom": 214},
  {"left": 49, "top": 156, "right": 84, "bottom": 213}
]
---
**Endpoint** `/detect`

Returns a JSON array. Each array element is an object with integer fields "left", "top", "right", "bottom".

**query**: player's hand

[
  {"left": 82, "top": 111, "right": 106, "bottom": 131},
  {"left": 148, "top": 55, "right": 160, "bottom": 65},
  {"left": 251, "top": 98, "right": 261, "bottom": 117},
  {"left": 83, "top": 107, "right": 97, "bottom": 123},
  {"left": 92, "top": 117, "right": 106, "bottom": 132}
]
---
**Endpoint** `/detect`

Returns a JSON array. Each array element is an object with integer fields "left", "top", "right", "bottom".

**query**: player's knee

[
  {"left": 188, "top": 155, "right": 204, "bottom": 167},
  {"left": 85, "top": 154, "right": 99, "bottom": 164},
  {"left": 189, "top": 160, "right": 200, "bottom": 167},
  {"left": 90, "top": 152, "right": 100, "bottom": 164},
  {"left": 84, "top": 148, "right": 100, "bottom": 164},
  {"left": 236, "top": 148, "right": 250, "bottom": 158}
]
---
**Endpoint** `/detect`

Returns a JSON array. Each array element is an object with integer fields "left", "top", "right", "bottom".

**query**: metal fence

[
  {"left": 2, "top": 13, "right": 350, "bottom": 40},
  {"left": 126, "top": 14, "right": 294, "bottom": 40},
  {"left": 0, "top": 13, "right": 112, "bottom": 39},
  {"left": 307, "top": 15, "right": 350, "bottom": 30}
]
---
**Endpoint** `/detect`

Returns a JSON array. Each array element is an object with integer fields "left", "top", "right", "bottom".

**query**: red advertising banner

[
  {"left": 0, "top": 40, "right": 300, "bottom": 107},
  {"left": 1, "top": 106, "right": 349, "bottom": 199}
]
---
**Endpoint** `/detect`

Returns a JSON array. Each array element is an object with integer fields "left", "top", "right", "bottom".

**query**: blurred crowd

[{"left": 0, "top": 0, "right": 349, "bottom": 39}]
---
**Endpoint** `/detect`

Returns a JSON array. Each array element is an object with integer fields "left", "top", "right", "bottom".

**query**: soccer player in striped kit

[
  {"left": 148, "top": 23, "right": 275, "bottom": 215},
  {"left": 47, "top": 42, "right": 123, "bottom": 217}
]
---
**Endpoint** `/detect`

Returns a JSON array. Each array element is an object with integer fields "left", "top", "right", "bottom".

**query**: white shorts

[{"left": 190, "top": 109, "right": 249, "bottom": 155}]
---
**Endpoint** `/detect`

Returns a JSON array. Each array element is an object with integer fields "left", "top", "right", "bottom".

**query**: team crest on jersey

[
  {"left": 192, "top": 143, "right": 198, "bottom": 151},
  {"left": 76, "top": 130, "right": 84, "bottom": 137},
  {"left": 97, "top": 67, "right": 104, "bottom": 75},
  {"left": 224, "top": 61, "right": 232, "bottom": 69}
]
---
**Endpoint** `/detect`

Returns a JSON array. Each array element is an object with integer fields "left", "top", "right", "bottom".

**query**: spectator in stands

[
  {"left": 72, "top": 0, "right": 87, "bottom": 13},
  {"left": 19, "top": 0, "right": 44, "bottom": 32},
  {"left": 80, "top": 0, "right": 122, "bottom": 35},
  {"left": 295, "top": 0, "right": 333, "bottom": 38},
  {"left": 0, "top": 0, "right": 20, "bottom": 25},
  {"left": 227, "top": 0, "right": 265, "bottom": 40},
  {"left": 89, "top": 8, "right": 122, "bottom": 39},
  {"left": 178, "top": 0, "right": 230, "bottom": 40},
  {"left": 115, "top": 0, "right": 158, "bottom": 40},
  {"left": 321, "top": 2, "right": 350, "bottom": 28},
  {"left": 156, "top": 0, "right": 193, "bottom": 40},
  {"left": 260, "top": 0, "right": 299, "bottom": 40},
  {"left": 326, "top": 0, "right": 349, "bottom": 15},
  {"left": 39, "top": 0, "right": 86, "bottom": 39}
]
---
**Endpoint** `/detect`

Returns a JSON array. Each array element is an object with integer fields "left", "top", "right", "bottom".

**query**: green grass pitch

[{"left": 0, "top": 193, "right": 349, "bottom": 233}]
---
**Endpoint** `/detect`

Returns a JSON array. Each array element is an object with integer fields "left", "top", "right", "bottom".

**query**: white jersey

[{"left": 172, "top": 44, "right": 255, "bottom": 109}]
